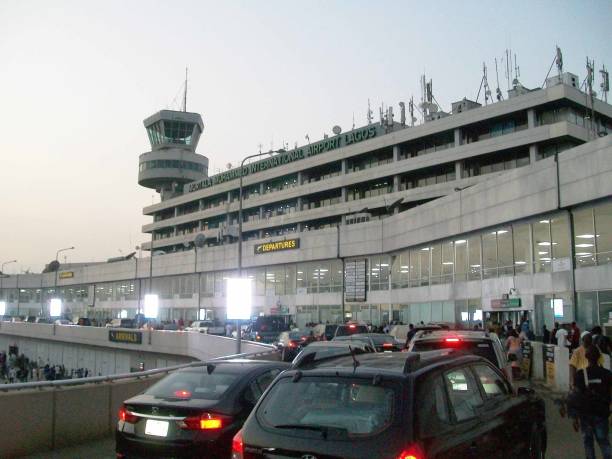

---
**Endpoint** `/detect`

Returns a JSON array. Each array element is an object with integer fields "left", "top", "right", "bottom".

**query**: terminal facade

[{"left": 2, "top": 72, "right": 612, "bottom": 333}]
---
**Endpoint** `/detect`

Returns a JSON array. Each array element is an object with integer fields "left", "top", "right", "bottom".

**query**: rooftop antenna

[
  {"left": 367, "top": 99, "right": 373, "bottom": 125},
  {"left": 409, "top": 96, "right": 416, "bottom": 126},
  {"left": 258, "top": 143, "right": 263, "bottom": 154},
  {"left": 556, "top": 46, "right": 563, "bottom": 75},
  {"left": 586, "top": 57, "right": 596, "bottom": 136},
  {"left": 419, "top": 74, "right": 437, "bottom": 120},
  {"left": 183, "top": 67, "right": 188, "bottom": 112},
  {"left": 305, "top": 134, "right": 310, "bottom": 144},
  {"left": 505, "top": 49, "right": 511, "bottom": 90},
  {"left": 476, "top": 62, "right": 492, "bottom": 105},
  {"left": 494, "top": 58, "right": 503, "bottom": 101},
  {"left": 352, "top": 112, "right": 355, "bottom": 130},
  {"left": 600, "top": 64, "right": 609, "bottom": 103},
  {"left": 513, "top": 53, "right": 520, "bottom": 85},
  {"left": 379, "top": 104, "right": 384, "bottom": 126},
  {"left": 399, "top": 102, "right": 406, "bottom": 126}
]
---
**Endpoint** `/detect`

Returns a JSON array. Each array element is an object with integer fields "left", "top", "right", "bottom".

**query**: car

[
  {"left": 116, "top": 359, "right": 288, "bottom": 459},
  {"left": 333, "top": 323, "right": 369, "bottom": 338},
  {"left": 290, "top": 340, "right": 375, "bottom": 369},
  {"left": 408, "top": 330, "right": 509, "bottom": 375},
  {"left": 106, "top": 318, "right": 136, "bottom": 329},
  {"left": 334, "top": 333, "right": 402, "bottom": 352},
  {"left": 276, "top": 330, "right": 315, "bottom": 362},
  {"left": 233, "top": 351, "right": 547, "bottom": 459},
  {"left": 185, "top": 320, "right": 226, "bottom": 335},
  {"left": 247, "top": 316, "right": 291, "bottom": 343},
  {"left": 312, "top": 323, "right": 340, "bottom": 341}
]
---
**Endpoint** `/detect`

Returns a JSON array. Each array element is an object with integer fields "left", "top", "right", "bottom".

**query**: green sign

[
  {"left": 490, "top": 298, "right": 522, "bottom": 308},
  {"left": 186, "top": 125, "right": 380, "bottom": 193},
  {"left": 109, "top": 330, "right": 142, "bottom": 344}
]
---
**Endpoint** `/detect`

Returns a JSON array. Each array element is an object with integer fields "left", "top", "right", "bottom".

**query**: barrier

[{"left": 0, "top": 350, "right": 278, "bottom": 458}]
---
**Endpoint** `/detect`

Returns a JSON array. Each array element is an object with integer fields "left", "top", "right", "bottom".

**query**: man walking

[{"left": 574, "top": 346, "right": 611, "bottom": 459}]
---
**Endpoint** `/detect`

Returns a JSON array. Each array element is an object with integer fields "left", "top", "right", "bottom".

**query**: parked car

[
  {"left": 312, "top": 323, "right": 339, "bottom": 341},
  {"left": 185, "top": 320, "right": 226, "bottom": 335},
  {"left": 334, "top": 333, "right": 402, "bottom": 352},
  {"left": 276, "top": 330, "right": 314, "bottom": 362},
  {"left": 247, "top": 315, "right": 290, "bottom": 343},
  {"left": 233, "top": 351, "right": 546, "bottom": 459},
  {"left": 333, "top": 323, "right": 369, "bottom": 338},
  {"left": 116, "top": 359, "right": 288, "bottom": 458},
  {"left": 408, "top": 330, "right": 509, "bottom": 374},
  {"left": 291, "top": 341, "right": 375, "bottom": 369}
]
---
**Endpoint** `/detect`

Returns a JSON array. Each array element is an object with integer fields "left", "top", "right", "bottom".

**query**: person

[
  {"left": 551, "top": 322, "right": 560, "bottom": 345},
  {"left": 591, "top": 326, "right": 611, "bottom": 356},
  {"left": 571, "top": 322, "right": 581, "bottom": 350},
  {"left": 404, "top": 324, "right": 416, "bottom": 349},
  {"left": 574, "top": 346, "right": 611, "bottom": 459},
  {"left": 556, "top": 324, "right": 570, "bottom": 349},
  {"left": 570, "top": 333, "right": 605, "bottom": 388},
  {"left": 542, "top": 325, "right": 550, "bottom": 344}
]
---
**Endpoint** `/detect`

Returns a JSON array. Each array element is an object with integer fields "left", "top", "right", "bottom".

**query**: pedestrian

[
  {"left": 543, "top": 325, "right": 550, "bottom": 344},
  {"left": 556, "top": 324, "right": 570, "bottom": 349},
  {"left": 551, "top": 322, "right": 560, "bottom": 345},
  {"left": 404, "top": 324, "right": 416, "bottom": 349},
  {"left": 591, "top": 326, "right": 611, "bottom": 356},
  {"left": 570, "top": 322, "right": 581, "bottom": 350},
  {"left": 506, "top": 329, "right": 523, "bottom": 367},
  {"left": 570, "top": 333, "right": 604, "bottom": 389},
  {"left": 573, "top": 345, "right": 611, "bottom": 459}
]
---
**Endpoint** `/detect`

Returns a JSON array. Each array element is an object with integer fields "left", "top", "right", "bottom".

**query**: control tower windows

[{"left": 147, "top": 120, "right": 197, "bottom": 146}]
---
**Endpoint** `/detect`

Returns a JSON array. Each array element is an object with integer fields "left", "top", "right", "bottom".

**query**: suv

[
  {"left": 248, "top": 316, "right": 290, "bottom": 344},
  {"left": 408, "top": 330, "right": 508, "bottom": 373},
  {"left": 333, "top": 323, "right": 369, "bottom": 338},
  {"left": 233, "top": 352, "right": 546, "bottom": 459}
]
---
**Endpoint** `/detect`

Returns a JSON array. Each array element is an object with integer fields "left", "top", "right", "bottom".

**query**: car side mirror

[{"left": 517, "top": 386, "right": 534, "bottom": 396}]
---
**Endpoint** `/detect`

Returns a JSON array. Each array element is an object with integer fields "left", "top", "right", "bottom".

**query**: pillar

[
  {"left": 529, "top": 144, "right": 538, "bottom": 163},
  {"left": 454, "top": 128, "right": 462, "bottom": 147},
  {"left": 455, "top": 161, "right": 463, "bottom": 180},
  {"left": 527, "top": 108, "right": 536, "bottom": 129}
]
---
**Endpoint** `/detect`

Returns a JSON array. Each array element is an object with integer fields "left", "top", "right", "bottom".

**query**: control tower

[{"left": 138, "top": 110, "right": 208, "bottom": 201}]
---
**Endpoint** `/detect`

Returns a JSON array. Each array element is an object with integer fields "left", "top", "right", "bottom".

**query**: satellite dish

[
  {"left": 48, "top": 260, "right": 60, "bottom": 272},
  {"left": 226, "top": 163, "right": 232, "bottom": 170},
  {"left": 194, "top": 234, "right": 207, "bottom": 248},
  {"left": 332, "top": 125, "right": 342, "bottom": 135}
]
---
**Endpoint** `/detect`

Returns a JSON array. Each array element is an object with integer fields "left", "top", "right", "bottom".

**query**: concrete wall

[{"left": 0, "top": 376, "right": 163, "bottom": 458}]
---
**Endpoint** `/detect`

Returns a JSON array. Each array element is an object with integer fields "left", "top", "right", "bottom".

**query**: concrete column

[
  {"left": 393, "top": 175, "right": 400, "bottom": 192},
  {"left": 454, "top": 128, "right": 462, "bottom": 147},
  {"left": 296, "top": 196, "right": 303, "bottom": 210},
  {"left": 198, "top": 199, "right": 204, "bottom": 211},
  {"left": 227, "top": 191, "right": 231, "bottom": 203},
  {"left": 259, "top": 182, "right": 265, "bottom": 195},
  {"left": 174, "top": 207, "right": 179, "bottom": 217},
  {"left": 393, "top": 145, "right": 400, "bottom": 161},
  {"left": 529, "top": 144, "right": 538, "bottom": 163},
  {"left": 341, "top": 159, "right": 347, "bottom": 174},
  {"left": 341, "top": 187, "right": 347, "bottom": 202},
  {"left": 297, "top": 171, "right": 303, "bottom": 185},
  {"left": 527, "top": 108, "right": 536, "bottom": 129},
  {"left": 259, "top": 206, "right": 264, "bottom": 219},
  {"left": 455, "top": 161, "right": 463, "bottom": 180}
]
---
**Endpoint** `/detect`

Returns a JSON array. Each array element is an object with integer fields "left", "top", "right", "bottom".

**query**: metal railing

[{"left": 0, "top": 348, "right": 278, "bottom": 392}]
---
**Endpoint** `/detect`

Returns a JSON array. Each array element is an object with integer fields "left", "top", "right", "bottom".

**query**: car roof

[
  {"left": 288, "top": 351, "right": 485, "bottom": 378},
  {"left": 413, "top": 330, "right": 494, "bottom": 341},
  {"left": 178, "top": 359, "right": 288, "bottom": 374}
]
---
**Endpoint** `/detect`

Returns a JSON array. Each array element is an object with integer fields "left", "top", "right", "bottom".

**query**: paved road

[{"left": 22, "top": 385, "right": 605, "bottom": 459}]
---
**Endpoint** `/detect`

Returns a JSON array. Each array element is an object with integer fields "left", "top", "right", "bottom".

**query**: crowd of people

[{"left": 0, "top": 349, "right": 91, "bottom": 384}]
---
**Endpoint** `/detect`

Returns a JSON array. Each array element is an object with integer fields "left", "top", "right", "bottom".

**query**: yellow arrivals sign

[{"left": 59, "top": 271, "right": 74, "bottom": 279}]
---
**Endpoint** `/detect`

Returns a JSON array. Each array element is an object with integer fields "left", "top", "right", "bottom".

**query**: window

[
  {"left": 444, "top": 368, "right": 483, "bottom": 422},
  {"left": 573, "top": 208, "right": 596, "bottom": 267},
  {"left": 551, "top": 214, "right": 570, "bottom": 261},
  {"left": 454, "top": 239, "right": 468, "bottom": 281},
  {"left": 595, "top": 203, "right": 612, "bottom": 265},
  {"left": 482, "top": 232, "right": 497, "bottom": 279},
  {"left": 473, "top": 365, "right": 508, "bottom": 398},
  {"left": 533, "top": 219, "right": 552, "bottom": 272},
  {"left": 467, "top": 236, "right": 481, "bottom": 280},
  {"left": 513, "top": 223, "right": 531, "bottom": 274},
  {"left": 497, "top": 228, "right": 513, "bottom": 276}
]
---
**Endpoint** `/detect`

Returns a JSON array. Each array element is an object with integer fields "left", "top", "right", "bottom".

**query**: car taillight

[
  {"left": 397, "top": 443, "right": 426, "bottom": 459},
  {"left": 180, "top": 412, "right": 229, "bottom": 430},
  {"left": 383, "top": 343, "right": 393, "bottom": 348},
  {"left": 231, "top": 429, "right": 244, "bottom": 459},
  {"left": 118, "top": 405, "right": 138, "bottom": 424},
  {"left": 444, "top": 338, "right": 460, "bottom": 342},
  {"left": 349, "top": 324, "right": 356, "bottom": 329}
]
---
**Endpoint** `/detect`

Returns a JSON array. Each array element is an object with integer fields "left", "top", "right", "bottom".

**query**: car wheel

[{"left": 528, "top": 426, "right": 545, "bottom": 459}]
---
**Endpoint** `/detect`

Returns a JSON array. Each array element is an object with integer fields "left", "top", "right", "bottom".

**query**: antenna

[
  {"left": 367, "top": 99, "right": 373, "bottom": 125},
  {"left": 399, "top": 102, "right": 406, "bottom": 126},
  {"left": 352, "top": 113, "right": 355, "bottom": 130},
  {"left": 476, "top": 62, "right": 492, "bottom": 105},
  {"left": 183, "top": 67, "right": 188, "bottom": 112},
  {"left": 600, "top": 64, "right": 609, "bottom": 103},
  {"left": 556, "top": 46, "right": 563, "bottom": 75},
  {"left": 409, "top": 96, "right": 416, "bottom": 126},
  {"left": 586, "top": 57, "right": 597, "bottom": 137},
  {"left": 494, "top": 58, "right": 503, "bottom": 101}
]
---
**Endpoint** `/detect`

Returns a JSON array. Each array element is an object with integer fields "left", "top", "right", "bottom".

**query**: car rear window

[
  {"left": 412, "top": 340, "right": 499, "bottom": 366},
  {"left": 145, "top": 369, "right": 239, "bottom": 400},
  {"left": 335, "top": 325, "right": 369, "bottom": 336},
  {"left": 257, "top": 377, "right": 395, "bottom": 436},
  {"left": 294, "top": 346, "right": 369, "bottom": 367}
]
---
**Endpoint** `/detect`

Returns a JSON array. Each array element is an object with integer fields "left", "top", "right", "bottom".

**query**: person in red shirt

[{"left": 571, "top": 322, "right": 581, "bottom": 350}]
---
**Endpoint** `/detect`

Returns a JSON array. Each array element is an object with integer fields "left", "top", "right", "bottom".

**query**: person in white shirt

[{"left": 556, "top": 325, "right": 570, "bottom": 348}]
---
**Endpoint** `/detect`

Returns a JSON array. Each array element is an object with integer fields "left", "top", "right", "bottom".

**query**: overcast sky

[{"left": 1, "top": 0, "right": 610, "bottom": 273}]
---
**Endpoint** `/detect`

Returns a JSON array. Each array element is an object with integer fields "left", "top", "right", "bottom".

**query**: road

[{"left": 22, "top": 384, "right": 604, "bottom": 459}]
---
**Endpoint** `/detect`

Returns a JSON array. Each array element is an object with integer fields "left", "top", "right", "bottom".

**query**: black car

[
  {"left": 276, "top": 331, "right": 314, "bottom": 362},
  {"left": 291, "top": 341, "right": 376, "bottom": 368},
  {"left": 334, "top": 333, "right": 402, "bottom": 352},
  {"left": 248, "top": 316, "right": 291, "bottom": 343},
  {"left": 116, "top": 359, "right": 288, "bottom": 458},
  {"left": 333, "top": 323, "right": 369, "bottom": 338},
  {"left": 233, "top": 352, "right": 546, "bottom": 459}
]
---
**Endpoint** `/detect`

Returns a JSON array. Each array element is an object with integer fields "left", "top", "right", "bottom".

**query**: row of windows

[
  {"left": 140, "top": 159, "right": 206, "bottom": 173},
  {"left": 147, "top": 121, "right": 196, "bottom": 146}
]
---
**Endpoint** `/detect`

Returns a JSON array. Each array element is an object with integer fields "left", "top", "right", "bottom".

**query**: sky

[{"left": 0, "top": 0, "right": 611, "bottom": 273}]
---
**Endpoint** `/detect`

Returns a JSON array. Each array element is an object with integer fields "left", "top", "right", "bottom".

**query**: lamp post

[
  {"left": 235, "top": 150, "right": 278, "bottom": 353},
  {"left": 53, "top": 247, "right": 74, "bottom": 317},
  {"left": 1, "top": 259, "right": 17, "bottom": 306}
]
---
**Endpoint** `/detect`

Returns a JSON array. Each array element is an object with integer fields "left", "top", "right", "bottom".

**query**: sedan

[
  {"left": 116, "top": 359, "right": 288, "bottom": 458},
  {"left": 276, "top": 331, "right": 315, "bottom": 362}
]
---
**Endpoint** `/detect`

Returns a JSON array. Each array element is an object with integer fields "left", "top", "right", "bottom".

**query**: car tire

[{"left": 527, "top": 425, "right": 545, "bottom": 459}]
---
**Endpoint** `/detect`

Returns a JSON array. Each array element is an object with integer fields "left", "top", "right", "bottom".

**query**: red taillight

[
  {"left": 383, "top": 343, "right": 393, "bottom": 348},
  {"left": 397, "top": 443, "right": 426, "bottom": 459},
  {"left": 231, "top": 429, "right": 244, "bottom": 459},
  {"left": 444, "top": 338, "right": 460, "bottom": 342},
  {"left": 181, "top": 412, "right": 228, "bottom": 430},
  {"left": 118, "top": 405, "right": 138, "bottom": 424},
  {"left": 174, "top": 389, "right": 192, "bottom": 399},
  {"left": 349, "top": 324, "right": 356, "bottom": 329}
]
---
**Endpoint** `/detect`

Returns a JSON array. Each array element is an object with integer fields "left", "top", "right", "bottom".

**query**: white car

[{"left": 185, "top": 320, "right": 225, "bottom": 335}]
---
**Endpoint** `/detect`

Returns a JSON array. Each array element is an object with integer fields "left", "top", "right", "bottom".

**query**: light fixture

[
  {"left": 539, "top": 220, "right": 550, "bottom": 224},
  {"left": 0, "top": 301, "right": 6, "bottom": 316},
  {"left": 421, "top": 247, "right": 430, "bottom": 251},
  {"left": 442, "top": 262, "right": 454, "bottom": 265},
  {"left": 515, "top": 261, "right": 527, "bottom": 265},
  {"left": 575, "top": 243, "right": 594, "bottom": 248},
  {"left": 226, "top": 278, "right": 252, "bottom": 321},
  {"left": 576, "top": 234, "right": 595, "bottom": 239},
  {"left": 454, "top": 240, "right": 467, "bottom": 244},
  {"left": 538, "top": 251, "right": 549, "bottom": 255},
  {"left": 144, "top": 294, "right": 159, "bottom": 319},
  {"left": 50, "top": 298, "right": 62, "bottom": 317}
]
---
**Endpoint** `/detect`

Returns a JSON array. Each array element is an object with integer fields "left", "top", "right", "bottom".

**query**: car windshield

[
  {"left": 294, "top": 346, "right": 369, "bottom": 367},
  {"left": 258, "top": 377, "right": 396, "bottom": 436},
  {"left": 289, "top": 332, "right": 305, "bottom": 340},
  {"left": 335, "top": 325, "right": 368, "bottom": 336},
  {"left": 412, "top": 340, "right": 498, "bottom": 366},
  {"left": 253, "top": 317, "right": 289, "bottom": 332},
  {"left": 365, "top": 335, "right": 395, "bottom": 345},
  {"left": 145, "top": 369, "right": 239, "bottom": 400}
]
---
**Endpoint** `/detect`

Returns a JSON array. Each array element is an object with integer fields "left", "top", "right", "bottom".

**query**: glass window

[
  {"left": 573, "top": 208, "right": 596, "bottom": 267},
  {"left": 145, "top": 369, "right": 238, "bottom": 400},
  {"left": 482, "top": 232, "right": 497, "bottom": 279},
  {"left": 419, "top": 247, "right": 430, "bottom": 286},
  {"left": 551, "top": 214, "right": 570, "bottom": 260},
  {"left": 513, "top": 223, "right": 532, "bottom": 274},
  {"left": 595, "top": 203, "right": 612, "bottom": 265},
  {"left": 409, "top": 249, "right": 420, "bottom": 287},
  {"left": 599, "top": 291, "right": 612, "bottom": 328},
  {"left": 467, "top": 236, "right": 481, "bottom": 281},
  {"left": 444, "top": 368, "right": 484, "bottom": 422},
  {"left": 454, "top": 239, "right": 468, "bottom": 281},
  {"left": 497, "top": 228, "right": 513, "bottom": 276},
  {"left": 577, "top": 291, "right": 599, "bottom": 331},
  {"left": 285, "top": 264, "right": 296, "bottom": 294},
  {"left": 441, "top": 241, "right": 454, "bottom": 283},
  {"left": 533, "top": 219, "right": 552, "bottom": 272},
  {"left": 473, "top": 365, "right": 508, "bottom": 398},
  {"left": 430, "top": 244, "right": 442, "bottom": 285},
  {"left": 317, "top": 262, "right": 331, "bottom": 293}
]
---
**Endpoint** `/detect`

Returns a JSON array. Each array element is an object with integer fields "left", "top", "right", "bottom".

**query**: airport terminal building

[{"left": 2, "top": 71, "right": 612, "bottom": 332}]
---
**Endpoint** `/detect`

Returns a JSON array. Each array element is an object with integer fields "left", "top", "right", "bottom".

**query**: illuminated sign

[
  {"left": 59, "top": 271, "right": 74, "bottom": 279},
  {"left": 254, "top": 238, "right": 300, "bottom": 255},
  {"left": 186, "top": 125, "right": 380, "bottom": 193},
  {"left": 109, "top": 330, "right": 142, "bottom": 344}
]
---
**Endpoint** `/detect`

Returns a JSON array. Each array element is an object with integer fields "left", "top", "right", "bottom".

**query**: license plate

[{"left": 145, "top": 419, "right": 169, "bottom": 437}]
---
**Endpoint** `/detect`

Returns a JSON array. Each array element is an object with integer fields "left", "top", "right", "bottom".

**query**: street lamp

[
  {"left": 53, "top": 247, "right": 74, "bottom": 317},
  {"left": 1, "top": 259, "right": 17, "bottom": 304},
  {"left": 235, "top": 150, "right": 279, "bottom": 353}
]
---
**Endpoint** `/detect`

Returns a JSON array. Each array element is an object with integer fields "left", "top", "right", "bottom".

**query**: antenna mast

[
  {"left": 601, "top": 64, "right": 609, "bottom": 103},
  {"left": 494, "top": 58, "right": 503, "bottom": 101},
  {"left": 586, "top": 57, "right": 596, "bottom": 137},
  {"left": 367, "top": 99, "right": 373, "bottom": 125},
  {"left": 183, "top": 67, "right": 188, "bottom": 112}
]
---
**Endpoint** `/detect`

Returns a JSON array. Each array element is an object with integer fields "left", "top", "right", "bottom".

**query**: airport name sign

[{"left": 187, "top": 125, "right": 379, "bottom": 193}]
